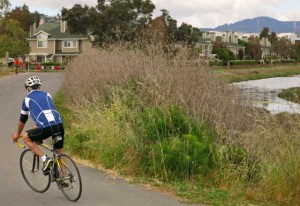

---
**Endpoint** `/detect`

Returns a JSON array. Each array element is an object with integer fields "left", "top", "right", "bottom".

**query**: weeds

[{"left": 59, "top": 42, "right": 300, "bottom": 205}]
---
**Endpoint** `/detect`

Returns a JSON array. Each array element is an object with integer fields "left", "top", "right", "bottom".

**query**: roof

[
  {"left": 224, "top": 42, "right": 245, "bottom": 48},
  {"left": 198, "top": 38, "right": 211, "bottom": 44},
  {"left": 35, "top": 22, "right": 88, "bottom": 39}
]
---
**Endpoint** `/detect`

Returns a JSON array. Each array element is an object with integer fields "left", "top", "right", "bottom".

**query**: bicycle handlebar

[
  {"left": 16, "top": 141, "right": 26, "bottom": 148},
  {"left": 15, "top": 136, "right": 25, "bottom": 148},
  {"left": 14, "top": 135, "right": 51, "bottom": 151}
]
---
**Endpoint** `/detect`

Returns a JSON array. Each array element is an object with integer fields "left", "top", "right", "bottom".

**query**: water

[{"left": 232, "top": 76, "right": 300, "bottom": 114}]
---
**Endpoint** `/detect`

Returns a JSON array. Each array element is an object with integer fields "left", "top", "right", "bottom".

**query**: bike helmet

[{"left": 24, "top": 76, "right": 42, "bottom": 88}]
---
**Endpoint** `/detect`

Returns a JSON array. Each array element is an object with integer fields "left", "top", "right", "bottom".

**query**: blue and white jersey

[{"left": 21, "top": 90, "right": 62, "bottom": 128}]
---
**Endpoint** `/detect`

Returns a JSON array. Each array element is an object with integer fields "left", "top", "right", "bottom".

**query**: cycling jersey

[{"left": 20, "top": 90, "right": 62, "bottom": 128}]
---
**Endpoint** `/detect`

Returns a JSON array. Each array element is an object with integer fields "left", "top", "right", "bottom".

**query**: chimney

[
  {"left": 60, "top": 20, "right": 67, "bottom": 33},
  {"left": 39, "top": 17, "right": 45, "bottom": 25},
  {"left": 30, "top": 22, "right": 36, "bottom": 38}
]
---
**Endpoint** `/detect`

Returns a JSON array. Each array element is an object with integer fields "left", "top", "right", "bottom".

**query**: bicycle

[{"left": 16, "top": 136, "right": 82, "bottom": 202}]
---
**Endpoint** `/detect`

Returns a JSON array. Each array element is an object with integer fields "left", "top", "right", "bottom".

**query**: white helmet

[{"left": 24, "top": 76, "right": 42, "bottom": 88}]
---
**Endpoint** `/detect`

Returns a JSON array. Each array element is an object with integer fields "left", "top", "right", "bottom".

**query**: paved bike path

[{"left": 0, "top": 73, "right": 198, "bottom": 206}]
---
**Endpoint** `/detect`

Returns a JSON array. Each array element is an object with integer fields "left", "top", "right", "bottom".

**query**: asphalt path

[{"left": 0, "top": 72, "right": 197, "bottom": 206}]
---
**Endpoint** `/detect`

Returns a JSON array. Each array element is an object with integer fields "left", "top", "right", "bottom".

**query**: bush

[
  {"left": 40, "top": 62, "right": 61, "bottom": 66},
  {"left": 230, "top": 60, "right": 259, "bottom": 65},
  {"left": 147, "top": 134, "right": 216, "bottom": 181}
]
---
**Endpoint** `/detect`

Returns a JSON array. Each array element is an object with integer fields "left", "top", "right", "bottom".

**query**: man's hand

[{"left": 12, "top": 133, "right": 19, "bottom": 143}]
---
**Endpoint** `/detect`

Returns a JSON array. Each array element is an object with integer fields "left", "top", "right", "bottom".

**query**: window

[
  {"left": 37, "top": 40, "right": 47, "bottom": 48},
  {"left": 64, "top": 41, "right": 77, "bottom": 48}
]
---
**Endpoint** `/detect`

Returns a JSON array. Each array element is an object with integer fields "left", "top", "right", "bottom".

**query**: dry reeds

[
  {"left": 64, "top": 42, "right": 254, "bottom": 135},
  {"left": 63, "top": 42, "right": 300, "bottom": 205}
]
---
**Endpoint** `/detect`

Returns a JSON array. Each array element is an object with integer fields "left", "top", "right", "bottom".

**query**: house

[
  {"left": 202, "top": 31, "right": 246, "bottom": 56},
  {"left": 196, "top": 38, "right": 213, "bottom": 56},
  {"left": 26, "top": 17, "right": 93, "bottom": 63}
]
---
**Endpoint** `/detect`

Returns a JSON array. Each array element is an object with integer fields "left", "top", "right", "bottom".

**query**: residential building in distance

[
  {"left": 202, "top": 31, "right": 245, "bottom": 56},
  {"left": 197, "top": 38, "right": 213, "bottom": 57},
  {"left": 26, "top": 16, "right": 93, "bottom": 63}
]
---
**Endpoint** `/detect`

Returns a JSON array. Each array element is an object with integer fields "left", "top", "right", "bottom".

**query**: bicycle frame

[
  {"left": 16, "top": 137, "right": 65, "bottom": 182},
  {"left": 16, "top": 136, "right": 82, "bottom": 201}
]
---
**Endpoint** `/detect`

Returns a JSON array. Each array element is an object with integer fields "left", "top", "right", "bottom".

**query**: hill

[{"left": 201, "top": 16, "right": 300, "bottom": 34}]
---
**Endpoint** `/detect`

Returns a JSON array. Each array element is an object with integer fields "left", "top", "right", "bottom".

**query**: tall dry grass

[
  {"left": 63, "top": 42, "right": 300, "bottom": 205},
  {"left": 64, "top": 43, "right": 255, "bottom": 134}
]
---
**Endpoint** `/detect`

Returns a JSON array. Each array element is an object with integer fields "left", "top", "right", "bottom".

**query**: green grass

[
  {"left": 214, "top": 63, "right": 300, "bottom": 83},
  {"left": 278, "top": 87, "right": 300, "bottom": 104},
  {"left": 53, "top": 89, "right": 287, "bottom": 206}
]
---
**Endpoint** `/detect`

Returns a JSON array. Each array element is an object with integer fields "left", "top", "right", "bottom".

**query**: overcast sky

[{"left": 10, "top": 0, "right": 300, "bottom": 28}]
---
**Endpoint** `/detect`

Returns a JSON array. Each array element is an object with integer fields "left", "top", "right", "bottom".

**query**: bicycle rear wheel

[
  {"left": 20, "top": 149, "right": 51, "bottom": 193},
  {"left": 56, "top": 154, "right": 82, "bottom": 202}
]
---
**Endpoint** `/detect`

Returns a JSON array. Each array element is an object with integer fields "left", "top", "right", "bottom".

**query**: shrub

[{"left": 141, "top": 133, "right": 216, "bottom": 181}]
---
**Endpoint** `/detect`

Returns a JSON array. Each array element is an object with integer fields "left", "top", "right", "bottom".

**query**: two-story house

[{"left": 27, "top": 17, "right": 92, "bottom": 63}]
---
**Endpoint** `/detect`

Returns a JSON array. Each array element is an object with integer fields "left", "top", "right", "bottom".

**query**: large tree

[
  {"left": 0, "top": 19, "right": 29, "bottom": 57},
  {"left": 62, "top": 0, "right": 155, "bottom": 42},
  {"left": 61, "top": 4, "right": 93, "bottom": 35},
  {"left": 0, "top": 0, "right": 10, "bottom": 16},
  {"left": 5, "top": 4, "right": 40, "bottom": 32},
  {"left": 272, "top": 37, "right": 291, "bottom": 60},
  {"left": 175, "top": 23, "right": 201, "bottom": 45},
  {"left": 259, "top": 27, "right": 269, "bottom": 39},
  {"left": 246, "top": 36, "right": 262, "bottom": 60},
  {"left": 212, "top": 41, "right": 235, "bottom": 63}
]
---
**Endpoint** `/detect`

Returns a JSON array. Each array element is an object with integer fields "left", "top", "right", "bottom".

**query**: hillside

[{"left": 202, "top": 16, "right": 300, "bottom": 33}]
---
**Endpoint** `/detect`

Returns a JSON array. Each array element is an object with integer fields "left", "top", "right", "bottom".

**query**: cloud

[
  {"left": 11, "top": 0, "right": 97, "bottom": 13},
  {"left": 11, "top": 0, "right": 299, "bottom": 28},
  {"left": 152, "top": 0, "right": 296, "bottom": 28}
]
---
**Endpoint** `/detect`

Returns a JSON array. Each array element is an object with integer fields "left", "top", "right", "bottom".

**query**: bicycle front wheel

[
  {"left": 56, "top": 154, "right": 82, "bottom": 202},
  {"left": 20, "top": 149, "right": 51, "bottom": 193}
]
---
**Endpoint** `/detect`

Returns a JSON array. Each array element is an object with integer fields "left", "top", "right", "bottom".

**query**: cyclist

[{"left": 12, "top": 76, "right": 64, "bottom": 175}]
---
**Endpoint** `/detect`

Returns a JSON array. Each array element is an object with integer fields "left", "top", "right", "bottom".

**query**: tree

[
  {"left": 0, "top": 19, "right": 29, "bottom": 57},
  {"left": 259, "top": 27, "right": 269, "bottom": 39},
  {"left": 160, "top": 9, "right": 177, "bottom": 41},
  {"left": 63, "top": 0, "right": 155, "bottom": 42},
  {"left": 0, "top": 0, "right": 10, "bottom": 16},
  {"left": 146, "top": 15, "right": 168, "bottom": 43},
  {"left": 247, "top": 36, "right": 262, "bottom": 60},
  {"left": 268, "top": 31, "right": 278, "bottom": 44},
  {"left": 238, "top": 48, "right": 244, "bottom": 60},
  {"left": 212, "top": 41, "right": 235, "bottom": 63},
  {"left": 61, "top": 4, "right": 92, "bottom": 34},
  {"left": 176, "top": 23, "right": 192, "bottom": 42},
  {"left": 5, "top": 4, "right": 40, "bottom": 32},
  {"left": 272, "top": 37, "right": 291, "bottom": 60},
  {"left": 290, "top": 43, "right": 300, "bottom": 61}
]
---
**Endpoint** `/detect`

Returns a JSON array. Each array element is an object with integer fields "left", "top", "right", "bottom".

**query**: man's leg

[{"left": 22, "top": 132, "right": 44, "bottom": 157}]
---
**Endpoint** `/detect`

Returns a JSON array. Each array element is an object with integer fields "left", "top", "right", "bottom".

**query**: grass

[
  {"left": 214, "top": 63, "right": 300, "bottom": 83},
  {"left": 0, "top": 67, "right": 14, "bottom": 76},
  {"left": 278, "top": 87, "right": 300, "bottom": 104},
  {"left": 55, "top": 43, "right": 300, "bottom": 206}
]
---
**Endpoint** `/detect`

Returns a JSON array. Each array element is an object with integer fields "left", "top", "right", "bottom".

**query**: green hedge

[{"left": 230, "top": 60, "right": 259, "bottom": 65}]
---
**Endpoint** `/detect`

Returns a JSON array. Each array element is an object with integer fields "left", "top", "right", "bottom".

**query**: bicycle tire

[
  {"left": 57, "top": 154, "right": 82, "bottom": 202},
  {"left": 20, "top": 149, "right": 51, "bottom": 193}
]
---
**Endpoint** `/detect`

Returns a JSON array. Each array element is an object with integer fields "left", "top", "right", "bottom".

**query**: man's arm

[
  {"left": 12, "top": 113, "right": 28, "bottom": 142},
  {"left": 12, "top": 121, "right": 25, "bottom": 142}
]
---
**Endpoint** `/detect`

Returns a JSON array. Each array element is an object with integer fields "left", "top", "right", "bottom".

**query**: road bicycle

[{"left": 16, "top": 137, "right": 82, "bottom": 202}]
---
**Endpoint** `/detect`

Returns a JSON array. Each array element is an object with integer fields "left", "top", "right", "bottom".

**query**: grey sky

[{"left": 10, "top": 0, "right": 300, "bottom": 28}]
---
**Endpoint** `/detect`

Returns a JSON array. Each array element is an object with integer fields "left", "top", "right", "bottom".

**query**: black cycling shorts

[{"left": 27, "top": 123, "right": 64, "bottom": 149}]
